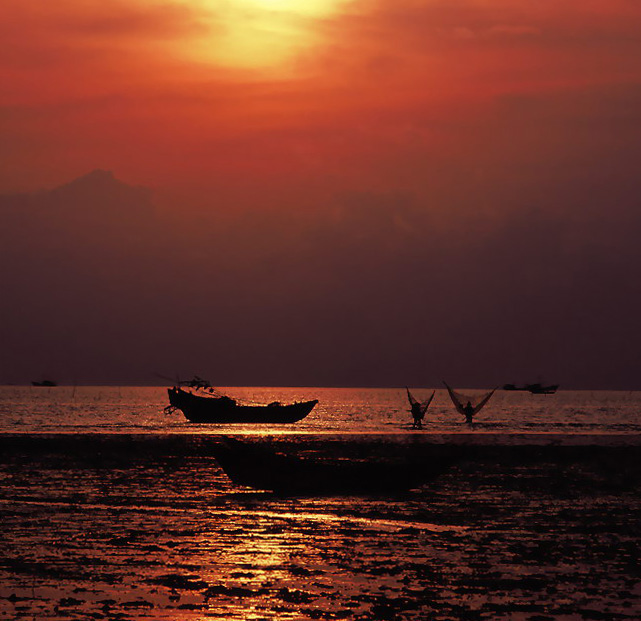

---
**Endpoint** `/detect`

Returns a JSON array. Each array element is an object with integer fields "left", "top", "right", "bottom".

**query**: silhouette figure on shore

[
  {"left": 406, "top": 387, "right": 435, "bottom": 429},
  {"left": 443, "top": 382, "right": 496, "bottom": 425}
]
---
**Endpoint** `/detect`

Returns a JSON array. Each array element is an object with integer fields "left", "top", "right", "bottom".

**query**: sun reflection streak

[{"left": 224, "top": 509, "right": 469, "bottom": 533}]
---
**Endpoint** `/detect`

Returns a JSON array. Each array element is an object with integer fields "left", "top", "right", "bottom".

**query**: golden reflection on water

[
  {"left": 224, "top": 509, "right": 468, "bottom": 532},
  {"left": 2, "top": 432, "right": 641, "bottom": 619}
]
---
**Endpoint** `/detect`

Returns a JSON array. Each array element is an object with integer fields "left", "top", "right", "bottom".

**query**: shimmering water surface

[
  {"left": 2, "top": 385, "right": 641, "bottom": 434},
  {"left": 1, "top": 387, "right": 640, "bottom": 620}
]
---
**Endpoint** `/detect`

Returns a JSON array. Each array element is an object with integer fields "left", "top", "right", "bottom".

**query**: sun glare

[
  {"left": 187, "top": 0, "right": 349, "bottom": 71},
  {"left": 240, "top": 0, "right": 344, "bottom": 16}
]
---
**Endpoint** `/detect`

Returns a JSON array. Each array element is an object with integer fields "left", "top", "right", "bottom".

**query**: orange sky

[
  {"left": 2, "top": 0, "right": 641, "bottom": 200},
  {"left": 2, "top": 1, "right": 641, "bottom": 386}
]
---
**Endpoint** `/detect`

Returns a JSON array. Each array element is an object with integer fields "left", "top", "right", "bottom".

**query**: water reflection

[
  {"left": 2, "top": 385, "right": 641, "bottom": 434},
  {"left": 2, "top": 393, "right": 641, "bottom": 619},
  {"left": 2, "top": 436, "right": 640, "bottom": 619}
]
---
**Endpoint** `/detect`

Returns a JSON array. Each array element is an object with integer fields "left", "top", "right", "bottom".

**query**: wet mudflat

[{"left": 1, "top": 434, "right": 640, "bottom": 620}]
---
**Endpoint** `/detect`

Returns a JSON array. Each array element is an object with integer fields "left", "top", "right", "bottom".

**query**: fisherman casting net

[
  {"left": 443, "top": 382, "right": 496, "bottom": 416},
  {"left": 406, "top": 387, "right": 435, "bottom": 415}
]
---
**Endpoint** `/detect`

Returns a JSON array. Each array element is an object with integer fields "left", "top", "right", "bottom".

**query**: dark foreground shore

[{"left": 1, "top": 433, "right": 640, "bottom": 620}]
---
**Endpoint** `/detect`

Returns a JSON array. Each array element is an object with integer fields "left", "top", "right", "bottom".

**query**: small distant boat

[
  {"left": 31, "top": 380, "right": 57, "bottom": 387},
  {"left": 211, "top": 437, "right": 452, "bottom": 494},
  {"left": 503, "top": 383, "right": 559, "bottom": 395},
  {"left": 165, "top": 378, "right": 317, "bottom": 424}
]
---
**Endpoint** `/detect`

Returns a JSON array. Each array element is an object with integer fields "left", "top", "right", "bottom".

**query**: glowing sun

[{"left": 187, "top": 0, "right": 349, "bottom": 71}]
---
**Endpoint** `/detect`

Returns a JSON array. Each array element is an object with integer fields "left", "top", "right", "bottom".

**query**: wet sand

[{"left": 1, "top": 433, "right": 640, "bottom": 620}]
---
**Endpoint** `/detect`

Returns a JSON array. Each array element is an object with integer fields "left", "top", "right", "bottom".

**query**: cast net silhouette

[
  {"left": 444, "top": 383, "right": 496, "bottom": 415},
  {"left": 406, "top": 388, "right": 435, "bottom": 414}
]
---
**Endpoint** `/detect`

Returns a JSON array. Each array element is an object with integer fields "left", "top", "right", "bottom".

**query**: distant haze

[{"left": 1, "top": 169, "right": 640, "bottom": 389}]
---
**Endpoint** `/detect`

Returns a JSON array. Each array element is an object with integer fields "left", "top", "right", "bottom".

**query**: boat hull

[
  {"left": 503, "top": 383, "right": 559, "bottom": 394},
  {"left": 211, "top": 437, "right": 454, "bottom": 495},
  {"left": 167, "top": 388, "right": 318, "bottom": 424}
]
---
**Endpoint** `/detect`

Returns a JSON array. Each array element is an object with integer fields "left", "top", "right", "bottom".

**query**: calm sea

[
  {"left": 3, "top": 385, "right": 641, "bottom": 620},
  {"left": 1, "top": 385, "right": 640, "bottom": 435}
]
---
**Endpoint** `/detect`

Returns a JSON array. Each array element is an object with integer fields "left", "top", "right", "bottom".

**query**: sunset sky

[
  {"left": 3, "top": 0, "right": 640, "bottom": 194},
  {"left": 2, "top": 1, "right": 641, "bottom": 386}
]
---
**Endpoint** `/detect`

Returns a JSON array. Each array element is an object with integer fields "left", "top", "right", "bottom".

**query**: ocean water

[
  {"left": 1, "top": 386, "right": 641, "bottom": 620},
  {"left": 1, "top": 385, "right": 641, "bottom": 434}
]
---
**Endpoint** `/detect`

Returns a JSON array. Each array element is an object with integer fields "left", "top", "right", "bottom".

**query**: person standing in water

[
  {"left": 462, "top": 401, "right": 476, "bottom": 425},
  {"left": 443, "top": 382, "right": 496, "bottom": 425},
  {"left": 410, "top": 400, "right": 424, "bottom": 429},
  {"left": 406, "top": 387, "right": 435, "bottom": 429}
]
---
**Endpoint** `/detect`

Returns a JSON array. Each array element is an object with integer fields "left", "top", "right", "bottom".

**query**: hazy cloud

[{"left": 1, "top": 164, "right": 641, "bottom": 388}]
